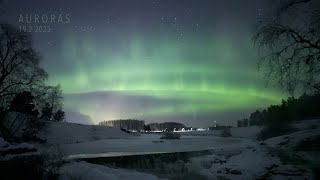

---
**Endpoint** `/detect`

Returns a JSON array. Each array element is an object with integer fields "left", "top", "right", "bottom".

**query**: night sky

[{"left": 1, "top": 0, "right": 287, "bottom": 126}]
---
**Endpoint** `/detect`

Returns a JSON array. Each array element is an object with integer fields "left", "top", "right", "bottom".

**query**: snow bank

[
  {"left": 227, "top": 120, "right": 319, "bottom": 140},
  {"left": 181, "top": 124, "right": 318, "bottom": 179},
  {"left": 186, "top": 144, "right": 280, "bottom": 179},
  {"left": 59, "top": 161, "right": 166, "bottom": 180},
  {"left": 264, "top": 127, "right": 320, "bottom": 148},
  {"left": 42, "top": 121, "right": 136, "bottom": 145}
]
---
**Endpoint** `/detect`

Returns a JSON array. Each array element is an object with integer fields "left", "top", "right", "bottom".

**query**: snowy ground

[
  {"left": 55, "top": 121, "right": 319, "bottom": 180},
  {"left": 1, "top": 120, "right": 319, "bottom": 179},
  {"left": 39, "top": 121, "right": 136, "bottom": 145}
]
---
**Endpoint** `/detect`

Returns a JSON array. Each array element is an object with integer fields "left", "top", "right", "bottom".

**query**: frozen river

[{"left": 60, "top": 133, "right": 254, "bottom": 159}]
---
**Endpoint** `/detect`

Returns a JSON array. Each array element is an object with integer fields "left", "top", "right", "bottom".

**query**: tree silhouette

[
  {"left": 0, "top": 24, "right": 47, "bottom": 108},
  {"left": 254, "top": 0, "right": 320, "bottom": 94},
  {"left": 38, "top": 85, "right": 63, "bottom": 119},
  {"left": 40, "top": 103, "right": 53, "bottom": 120},
  {"left": 99, "top": 119, "right": 145, "bottom": 131},
  {"left": 143, "top": 124, "right": 151, "bottom": 131},
  {"left": 0, "top": 23, "right": 65, "bottom": 141}
]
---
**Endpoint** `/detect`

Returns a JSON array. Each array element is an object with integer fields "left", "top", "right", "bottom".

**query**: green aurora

[
  {"left": 46, "top": 32, "right": 286, "bottom": 126},
  {"left": 2, "top": 0, "right": 290, "bottom": 126}
]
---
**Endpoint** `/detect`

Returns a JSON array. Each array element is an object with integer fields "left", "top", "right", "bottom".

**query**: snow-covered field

[
  {"left": 56, "top": 120, "right": 319, "bottom": 180},
  {"left": 40, "top": 121, "right": 136, "bottom": 145},
  {"left": 1, "top": 120, "right": 319, "bottom": 179},
  {"left": 36, "top": 121, "right": 261, "bottom": 158}
]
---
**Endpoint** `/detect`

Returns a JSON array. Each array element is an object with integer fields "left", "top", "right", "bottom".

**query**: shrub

[
  {"left": 257, "top": 124, "right": 296, "bottom": 141},
  {"left": 0, "top": 155, "right": 45, "bottom": 180},
  {"left": 41, "top": 144, "right": 65, "bottom": 178},
  {"left": 0, "top": 111, "right": 45, "bottom": 142},
  {"left": 0, "top": 145, "right": 65, "bottom": 180},
  {"left": 294, "top": 136, "right": 320, "bottom": 151},
  {"left": 53, "top": 110, "right": 65, "bottom": 122}
]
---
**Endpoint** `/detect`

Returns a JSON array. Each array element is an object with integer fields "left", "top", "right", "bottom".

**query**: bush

[
  {"left": 257, "top": 124, "right": 296, "bottom": 141},
  {"left": 0, "top": 155, "right": 45, "bottom": 180},
  {"left": 220, "top": 128, "right": 232, "bottom": 137},
  {"left": 41, "top": 144, "right": 65, "bottom": 178},
  {"left": 0, "top": 111, "right": 45, "bottom": 142},
  {"left": 0, "top": 145, "right": 65, "bottom": 180},
  {"left": 294, "top": 136, "right": 320, "bottom": 151},
  {"left": 53, "top": 110, "right": 65, "bottom": 122},
  {"left": 160, "top": 132, "right": 181, "bottom": 139}
]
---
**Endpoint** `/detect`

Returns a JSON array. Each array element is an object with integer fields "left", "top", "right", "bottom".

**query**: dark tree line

[
  {"left": 143, "top": 124, "right": 151, "bottom": 131},
  {"left": 99, "top": 119, "right": 145, "bottom": 131},
  {"left": 251, "top": 0, "right": 320, "bottom": 140},
  {"left": 147, "top": 122, "right": 185, "bottom": 131},
  {"left": 237, "top": 93, "right": 320, "bottom": 140},
  {"left": 237, "top": 118, "right": 249, "bottom": 127},
  {"left": 237, "top": 93, "right": 320, "bottom": 128},
  {"left": 98, "top": 120, "right": 186, "bottom": 132}
]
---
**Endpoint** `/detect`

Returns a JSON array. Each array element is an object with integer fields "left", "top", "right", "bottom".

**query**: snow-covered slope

[
  {"left": 264, "top": 127, "right": 320, "bottom": 149},
  {"left": 182, "top": 130, "right": 318, "bottom": 179},
  {"left": 41, "top": 121, "right": 136, "bottom": 145},
  {"left": 186, "top": 145, "right": 281, "bottom": 179}
]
